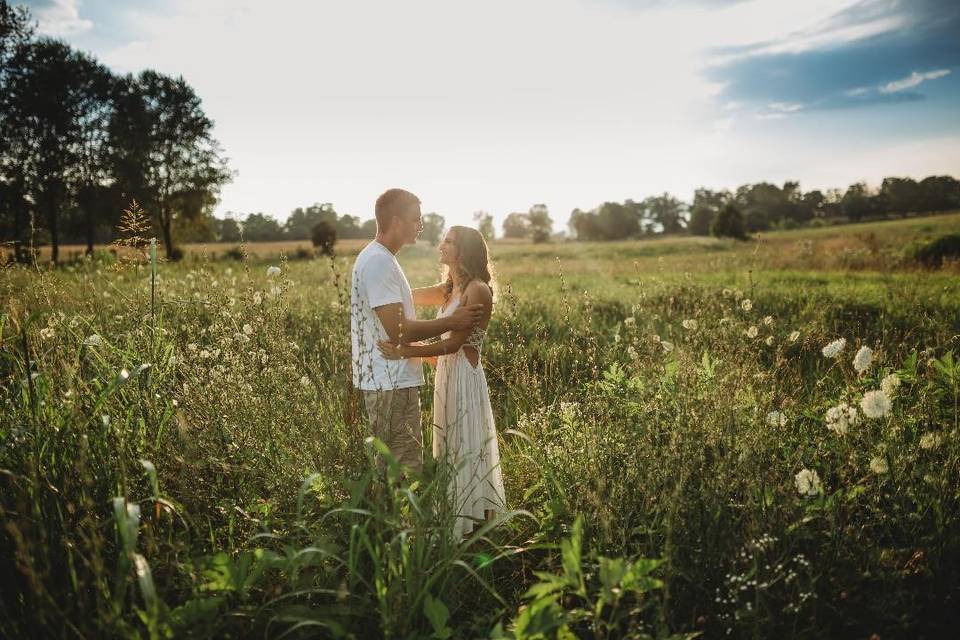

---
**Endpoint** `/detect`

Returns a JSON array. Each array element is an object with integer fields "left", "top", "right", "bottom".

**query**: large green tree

[
  {"left": 528, "top": 204, "right": 552, "bottom": 243},
  {"left": 1, "top": 38, "right": 114, "bottom": 263},
  {"left": 109, "top": 70, "right": 231, "bottom": 258}
]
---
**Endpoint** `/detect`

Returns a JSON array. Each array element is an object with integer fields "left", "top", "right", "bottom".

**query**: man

[{"left": 351, "top": 188, "right": 482, "bottom": 472}]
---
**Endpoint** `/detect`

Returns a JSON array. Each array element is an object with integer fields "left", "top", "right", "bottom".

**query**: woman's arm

[{"left": 412, "top": 282, "right": 447, "bottom": 306}]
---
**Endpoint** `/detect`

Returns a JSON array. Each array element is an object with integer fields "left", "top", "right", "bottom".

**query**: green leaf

[{"left": 423, "top": 595, "right": 452, "bottom": 639}]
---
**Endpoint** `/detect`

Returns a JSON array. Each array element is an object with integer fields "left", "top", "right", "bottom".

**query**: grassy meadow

[{"left": 2, "top": 212, "right": 960, "bottom": 638}]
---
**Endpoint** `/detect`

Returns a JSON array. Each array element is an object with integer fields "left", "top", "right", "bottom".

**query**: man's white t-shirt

[{"left": 350, "top": 241, "right": 424, "bottom": 391}]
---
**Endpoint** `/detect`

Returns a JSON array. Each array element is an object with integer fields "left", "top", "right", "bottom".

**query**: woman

[{"left": 378, "top": 226, "right": 506, "bottom": 537}]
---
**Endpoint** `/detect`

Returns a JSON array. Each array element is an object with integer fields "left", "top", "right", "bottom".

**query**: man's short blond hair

[{"left": 375, "top": 188, "right": 421, "bottom": 231}]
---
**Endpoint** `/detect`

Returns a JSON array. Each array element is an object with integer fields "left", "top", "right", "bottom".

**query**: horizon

[{"left": 19, "top": 0, "right": 960, "bottom": 228}]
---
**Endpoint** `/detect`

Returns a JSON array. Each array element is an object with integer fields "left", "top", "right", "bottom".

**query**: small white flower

[
  {"left": 826, "top": 402, "right": 858, "bottom": 435},
  {"left": 199, "top": 349, "right": 211, "bottom": 359},
  {"left": 243, "top": 323, "right": 253, "bottom": 335},
  {"left": 869, "top": 456, "right": 889, "bottom": 474},
  {"left": 766, "top": 410, "right": 786, "bottom": 427},
  {"left": 300, "top": 375, "right": 310, "bottom": 387},
  {"left": 187, "top": 343, "right": 198, "bottom": 352},
  {"left": 172, "top": 399, "right": 179, "bottom": 407},
  {"left": 822, "top": 338, "right": 846, "bottom": 359},
  {"left": 762, "top": 315, "right": 774, "bottom": 326},
  {"left": 745, "top": 326, "right": 759, "bottom": 339},
  {"left": 880, "top": 373, "right": 900, "bottom": 397},
  {"left": 741, "top": 299, "right": 753, "bottom": 312},
  {"left": 660, "top": 340, "right": 674, "bottom": 353},
  {"left": 101, "top": 415, "right": 111, "bottom": 427},
  {"left": 253, "top": 292, "right": 263, "bottom": 305},
  {"left": 270, "top": 285, "right": 281, "bottom": 297},
  {"left": 83, "top": 334, "right": 102, "bottom": 347},
  {"left": 266, "top": 265, "right": 281, "bottom": 277},
  {"left": 919, "top": 432, "right": 941, "bottom": 450},
  {"left": 39, "top": 327, "right": 56, "bottom": 340},
  {"left": 623, "top": 316, "right": 636, "bottom": 326},
  {"left": 627, "top": 345, "right": 639, "bottom": 360},
  {"left": 860, "top": 390, "right": 892, "bottom": 419},
  {"left": 722, "top": 288, "right": 732, "bottom": 297},
  {"left": 789, "top": 330, "right": 801, "bottom": 343},
  {"left": 795, "top": 468, "right": 822, "bottom": 497},
  {"left": 853, "top": 346, "right": 873, "bottom": 374},
  {"left": 119, "top": 368, "right": 130, "bottom": 381},
  {"left": 682, "top": 318, "right": 698, "bottom": 331},
  {"left": 765, "top": 336, "right": 775, "bottom": 346}
]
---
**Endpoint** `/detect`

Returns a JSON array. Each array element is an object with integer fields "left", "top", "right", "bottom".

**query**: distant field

[{"left": 4, "top": 210, "right": 959, "bottom": 268}]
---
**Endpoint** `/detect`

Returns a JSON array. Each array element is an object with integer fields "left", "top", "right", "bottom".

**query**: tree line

[
  {"left": 566, "top": 176, "right": 960, "bottom": 242},
  {"left": 0, "top": 1, "right": 230, "bottom": 262}
]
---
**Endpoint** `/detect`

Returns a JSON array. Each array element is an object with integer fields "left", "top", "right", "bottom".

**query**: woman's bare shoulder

[{"left": 464, "top": 279, "right": 493, "bottom": 304}]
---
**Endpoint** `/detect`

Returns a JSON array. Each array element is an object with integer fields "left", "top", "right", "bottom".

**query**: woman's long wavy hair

[{"left": 443, "top": 226, "right": 495, "bottom": 304}]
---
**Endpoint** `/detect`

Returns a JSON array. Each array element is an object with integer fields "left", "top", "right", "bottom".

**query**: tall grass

[{"left": 1, "top": 234, "right": 959, "bottom": 638}]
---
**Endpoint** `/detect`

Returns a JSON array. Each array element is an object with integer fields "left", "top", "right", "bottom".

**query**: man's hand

[{"left": 449, "top": 303, "right": 483, "bottom": 331}]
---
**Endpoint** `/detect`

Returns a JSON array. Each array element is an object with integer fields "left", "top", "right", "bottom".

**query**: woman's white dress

[{"left": 433, "top": 294, "right": 506, "bottom": 537}]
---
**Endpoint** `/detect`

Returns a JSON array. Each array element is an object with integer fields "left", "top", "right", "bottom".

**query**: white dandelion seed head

[
  {"left": 853, "top": 346, "right": 874, "bottom": 374},
  {"left": 83, "top": 334, "right": 103, "bottom": 347},
  {"left": 682, "top": 318, "right": 698, "bottom": 331},
  {"left": 765, "top": 336, "right": 775, "bottom": 346},
  {"left": 266, "top": 265, "right": 281, "bottom": 277},
  {"left": 789, "top": 330, "right": 801, "bottom": 343},
  {"left": 881, "top": 373, "right": 901, "bottom": 397},
  {"left": 795, "top": 468, "right": 822, "bottom": 497},
  {"left": 119, "top": 368, "right": 130, "bottom": 381},
  {"left": 39, "top": 327, "right": 56, "bottom": 340},
  {"left": 860, "top": 390, "right": 892, "bottom": 419},
  {"left": 822, "top": 338, "right": 846, "bottom": 359},
  {"left": 869, "top": 456, "right": 889, "bottom": 474},
  {"left": 826, "top": 402, "right": 858, "bottom": 435},
  {"left": 746, "top": 326, "right": 759, "bottom": 339},
  {"left": 300, "top": 375, "right": 310, "bottom": 387},
  {"left": 741, "top": 299, "right": 753, "bottom": 312},
  {"left": 762, "top": 316, "right": 774, "bottom": 326},
  {"left": 660, "top": 340, "right": 674, "bottom": 353}
]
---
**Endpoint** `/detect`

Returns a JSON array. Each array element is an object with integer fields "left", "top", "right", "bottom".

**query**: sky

[{"left": 19, "top": 0, "right": 960, "bottom": 229}]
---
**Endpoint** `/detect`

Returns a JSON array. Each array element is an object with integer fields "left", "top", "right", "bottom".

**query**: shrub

[
  {"left": 910, "top": 234, "right": 960, "bottom": 268},
  {"left": 311, "top": 221, "right": 336, "bottom": 256},
  {"left": 223, "top": 245, "right": 245, "bottom": 261},
  {"left": 711, "top": 203, "right": 748, "bottom": 240}
]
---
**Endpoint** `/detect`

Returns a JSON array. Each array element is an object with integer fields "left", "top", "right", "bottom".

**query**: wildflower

[
  {"left": 266, "top": 265, "right": 281, "bottom": 277},
  {"left": 682, "top": 318, "right": 698, "bottom": 331},
  {"left": 745, "top": 326, "right": 759, "bottom": 339},
  {"left": 187, "top": 343, "right": 198, "bottom": 352},
  {"left": 722, "top": 288, "right": 732, "bottom": 297},
  {"left": 822, "top": 338, "right": 846, "bottom": 358},
  {"left": 101, "top": 415, "right": 111, "bottom": 427},
  {"left": 243, "top": 323, "right": 253, "bottom": 335},
  {"left": 789, "top": 330, "right": 801, "bottom": 343},
  {"left": 624, "top": 316, "right": 636, "bottom": 326},
  {"left": 39, "top": 327, "right": 56, "bottom": 340},
  {"left": 869, "top": 456, "right": 889, "bottom": 474},
  {"left": 660, "top": 340, "right": 674, "bottom": 353},
  {"left": 741, "top": 299, "right": 753, "bottom": 312},
  {"left": 860, "top": 390, "right": 892, "bottom": 419},
  {"left": 83, "top": 334, "right": 103, "bottom": 347},
  {"left": 826, "top": 402, "right": 858, "bottom": 435},
  {"left": 627, "top": 345, "right": 639, "bottom": 360},
  {"left": 795, "top": 468, "right": 822, "bottom": 497},
  {"left": 766, "top": 411, "right": 786, "bottom": 427},
  {"left": 762, "top": 315, "right": 773, "bottom": 326},
  {"left": 853, "top": 346, "right": 873, "bottom": 374},
  {"left": 300, "top": 375, "right": 310, "bottom": 387},
  {"left": 919, "top": 432, "right": 941, "bottom": 450},
  {"left": 765, "top": 336, "right": 775, "bottom": 346},
  {"left": 253, "top": 292, "right": 263, "bottom": 305},
  {"left": 119, "top": 368, "right": 130, "bottom": 381},
  {"left": 199, "top": 349, "right": 211, "bottom": 359},
  {"left": 880, "top": 373, "right": 900, "bottom": 397}
]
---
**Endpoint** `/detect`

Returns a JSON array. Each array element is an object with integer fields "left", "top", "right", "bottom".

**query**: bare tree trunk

[
  {"left": 47, "top": 197, "right": 59, "bottom": 265},
  {"left": 160, "top": 206, "right": 176, "bottom": 259}
]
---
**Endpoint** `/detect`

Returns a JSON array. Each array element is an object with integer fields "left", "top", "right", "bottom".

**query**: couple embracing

[{"left": 350, "top": 188, "right": 506, "bottom": 537}]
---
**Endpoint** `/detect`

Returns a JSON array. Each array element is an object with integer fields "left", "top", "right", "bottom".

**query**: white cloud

[
  {"left": 879, "top": 69, "right": 952, "bottom": 93},
  {"left": 34, "top": 0, "right": 93, "bottom": 37}
]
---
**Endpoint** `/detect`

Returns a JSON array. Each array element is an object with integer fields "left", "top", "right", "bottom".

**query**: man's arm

[{"left": 374, "top": 302, "right": 482, "bottom": 344}]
